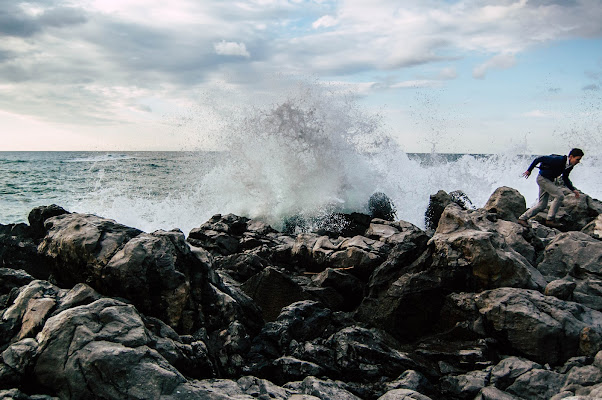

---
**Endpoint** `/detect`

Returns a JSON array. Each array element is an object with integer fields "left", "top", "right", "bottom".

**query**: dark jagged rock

[
  {"left": 368, "top": 192, "right": 397, "bottom": 221},
  {"left": 281, "top": 211, "right": 373, "bottom": 239},
  {"left": 27, "top": 205, "right": 69, "bottom": 239},
  {"left": 442, "top": 288, "right": 602, "bottom": 365},
  {"left": 0, "top": 185, "right": 601, "bottom": 399},
  {"left": 311, "top": 268, "right": 364, "bottom": 311},
  {"left": 38, "top": 213, "right": 143, "bottom": 287},
  {"left": 242, "top": 267, "right": 320, "bottom": 322},
  {"left": 536, "top": 231, "right": 602, "bottom": 311},
  {"left": 425, "top": 190, "right": 475, "bottom": 231},
  {"left": 0, "top": 269, "right": 34, "bottom": 309},
  {"left": 0, "top": 224, "right": 50, "bottom": 280}
]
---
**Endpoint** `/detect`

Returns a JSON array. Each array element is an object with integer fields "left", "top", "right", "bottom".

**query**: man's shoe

[
  {"left": 517, "top": 219, "right": 529, "bottom": 228},
  {"left": 545, "top": 219, "right": 563, "bottom": 229}
]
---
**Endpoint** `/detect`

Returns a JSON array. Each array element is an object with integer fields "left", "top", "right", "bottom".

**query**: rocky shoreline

[{"left": 1, "top": 186, "right": 602, "bottom": 400}]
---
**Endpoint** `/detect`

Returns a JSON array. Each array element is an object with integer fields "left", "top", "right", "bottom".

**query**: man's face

[{"left": 569, "top": 155, "right": 582, "bottom": 166}]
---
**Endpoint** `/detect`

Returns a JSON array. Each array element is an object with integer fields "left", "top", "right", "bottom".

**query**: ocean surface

[{"left": 2, "top": 150, "right": 600, "bottom": 235}]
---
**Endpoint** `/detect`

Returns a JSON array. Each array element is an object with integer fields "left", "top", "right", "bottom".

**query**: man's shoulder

[{"left": 544, "top": 154, "right": 566, "bottom": 163}]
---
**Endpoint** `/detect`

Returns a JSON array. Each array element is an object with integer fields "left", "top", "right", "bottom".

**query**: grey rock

[
  {"left": 474, "top": 386, "right": 521, "bottom": 400},
  {"left": 484, "top": 186, "right": 527, "bottom": 222},
  {"left": 594, "top": 350, "right": 602, "bottom": 369},
  {"left": 582, "top": 214, "right": 602, "bottom": 240},
  {"left": 537, "top": 232, "right": 602, "bottom": 311},
  {"left": 296, "top": 376, "right": 362, "bottom": 400},
  {"left": 237, "top": 375, "right": 295, "bottom": 399},
  {"left": 1, "top": 280, "right": 61, "bottom": 346},
  {"left": 506, "top": 369, "right": 566, "bottom": 400},
  {"left": 549, "top": 392, "right": 577, "bottom": 400},
  {"left": 425, "top": 189, "right": 475, "bottom": 231},
  {"left": 377, "top": 388, "right": 433, "bottom": 400},
  {"left": 489, "top": 356, "right": 542, "bottom": 390},
  {"left": 562, "top": 365, "right": 602, "bottom": 390},
  {"left": 33, "top": 297, "right": 213, "bottom": 399},
  {"left": 241, "top": 267, "right": 316, "bottom": 321},
  {"left": 326, "top": 326, "right": 418, "bottom": 381},
  {"left": 0, "top": 389, "right": 58, "bottom": 400},
  {"left": 431, "top": 204, "right": 546, "bottom": 290},
  {"left": 213, "top": 253, "right": 268, "bottom": 283},
  {"left": 556, "top": 192, "right": 602, "bottom": 231},
  {"left": 440, "top": 368, "right": 491, "bottom": 399},
  {"left": 475, "top": 288, "right": 602, "bottom": 365},
  {"left": 1, "top": 338, "right": 38, "bottom": 374},
  {"left": 383, "top": 370, "right": 432, "bottom": 394},
  {"left": 38, "top": 213, "right": 142, "bottom": 287},
  {"left": 546, "top": 279, "right": 577, "bottom": 301},
  {"left": 311, "top": 268, "right": 364, "bottom": 311}
]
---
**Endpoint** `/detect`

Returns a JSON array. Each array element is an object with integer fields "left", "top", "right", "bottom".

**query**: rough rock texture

[
  {"left": 424, "top": 189, "right": 476, "bottom": 231},
  {"left": 0, "top": 186, "right": 601, "bottom": 399},
  {"left": 484, "top": 186, "right": 527, "bottom": 223}
]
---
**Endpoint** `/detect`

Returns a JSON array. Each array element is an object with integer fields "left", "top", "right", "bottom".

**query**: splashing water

[
  {"left": 198, "top": 84, "right": 389, "bottom": 228},
  {"left": 2, "top": 83, "right": 601, "bottom": 234}
]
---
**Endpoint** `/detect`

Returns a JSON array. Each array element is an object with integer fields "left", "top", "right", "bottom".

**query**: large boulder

[
  {"left": 0, "top": 280, "right": 215, "bottom": 399},
  {"left": 355, "top": 203, "right": 547, "bottom": 342},
  {"left": 246, "top": 301, "right": 418, "bottom": 385},
  {"left": 536, "top": 231, "right": 602, "bottom": 311},
  {"left": 430, "top": 204, "right": 546, "bottom": 290},
  {"left": 556, "top": 192, "right": 602, "bottom": 231},
  {"left": 368, "top": 192, "right": 397, "bottom": 221},
  {"left": 484, "top": 186, "right": 526, "bottom": 222},
  {"left": 187, "top": 213, "right": 284, "bottom": 257},
  {"left": 241, "top": 267, "right": 328, "bottom": 321},
  {"left": 38, "top": 213, "right": 143, "bottom": 288},
  {"left": 36, "top": 212, "right": 263, "bottom": 377},
  {"left": 505, "top": 369, "right": 566, "bottom": 400},
  {"left": 474, "top": 288, "right": 602, "bottom": 365},
  {"left": 34, "top": 297, "right": 214, "bottom": 399},
  {"left": 290, "top": 233, "right": 389, "bottom": 279},
  {"left": 424, "top": 190, "right": 475, "bottom": 231}
]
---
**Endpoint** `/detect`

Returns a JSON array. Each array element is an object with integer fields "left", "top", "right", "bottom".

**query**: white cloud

[
  {"left": 473, "top": 54, "right": 517, "bottom": 79},
  {"left": 313, "top": 15, "right": 337, "bottom": 29},
  {"left": 213, "top": 40, "right": 251, "bottom": 58}
]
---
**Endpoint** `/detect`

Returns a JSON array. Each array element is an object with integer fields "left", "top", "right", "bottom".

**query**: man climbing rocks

[{"left": 517, "top": 148, "right": 583, "bottom": 229}]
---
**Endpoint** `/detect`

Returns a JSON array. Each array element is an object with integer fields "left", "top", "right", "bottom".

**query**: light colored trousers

[{"left": 519, "top": 174, "right": 565, "bottom": 221}]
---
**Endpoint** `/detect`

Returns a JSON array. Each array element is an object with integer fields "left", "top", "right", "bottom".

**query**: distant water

[{"left": 2, "top": 150, "right": 600, "bottom": 235}]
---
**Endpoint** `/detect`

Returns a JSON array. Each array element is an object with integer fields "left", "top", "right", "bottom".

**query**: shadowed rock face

[{"left": 0, "top": 186, "right": 601, "bottom": 400}]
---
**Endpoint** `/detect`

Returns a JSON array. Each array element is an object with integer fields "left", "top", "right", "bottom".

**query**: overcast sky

[{"left": 1, "top": 0, "right": 601, "bottom": 153}]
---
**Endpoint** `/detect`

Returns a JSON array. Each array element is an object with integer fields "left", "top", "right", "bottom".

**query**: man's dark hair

[{"left": 569, "top": 148, "right": 584, "bottom": 157}]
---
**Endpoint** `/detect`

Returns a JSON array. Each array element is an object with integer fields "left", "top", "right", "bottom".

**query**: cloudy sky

[{"left": 1, "top": 0, "right": 601, "bottom": 153}]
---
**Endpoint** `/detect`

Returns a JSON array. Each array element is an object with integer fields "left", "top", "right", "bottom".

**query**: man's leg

[
  {"left": 544, "top": 183, "right": 565, "bottom": 220},
  {"left": 519, "top": 175, "right": 550, "bottom": 221}
]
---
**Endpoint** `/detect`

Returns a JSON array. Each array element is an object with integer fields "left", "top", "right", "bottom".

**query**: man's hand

[
  {"left": 573, "top": 190, "right": 580, "bottom": 199},
  {"left": 521, "top": 170, "right": 531, "bottom": 178}
]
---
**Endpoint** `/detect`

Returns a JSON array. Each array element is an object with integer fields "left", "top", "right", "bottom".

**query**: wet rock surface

[{"left": 0, "top": 188, "right": 601, "bottom": 399}]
